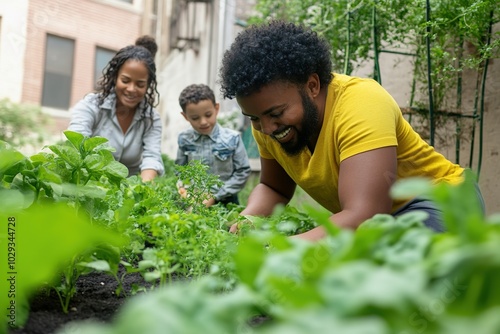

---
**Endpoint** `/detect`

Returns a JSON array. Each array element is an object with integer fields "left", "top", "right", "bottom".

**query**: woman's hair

[
  {"left": 219, "top": 20, "right": 333, "bottom": 99},
  {"left": 96, "top": 39, "right": 159, "bottom": 114},
  {"left": 135, "top": 35, "right": 158, "bottom": 58},
  {"left": 178, "top": 84, "right": 216, "bottom": 112}
]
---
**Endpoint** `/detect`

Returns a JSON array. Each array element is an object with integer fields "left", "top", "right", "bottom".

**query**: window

[
  {"left": 41, "top": 34, "right": 75, "bottom": 110},
  {"left": 94, "top": 47, "right": 116, "bottom": 89}
]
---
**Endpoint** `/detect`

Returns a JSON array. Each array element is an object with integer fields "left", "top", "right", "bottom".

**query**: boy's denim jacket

[{"left": 175, "top": 123, "right": 251, "bottom": 201}]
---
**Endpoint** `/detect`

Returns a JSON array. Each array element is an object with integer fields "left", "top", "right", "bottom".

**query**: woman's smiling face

[
  {"left": 237, "top": 81, "right": 321, "bottom": 156},
  {"left": 115, "top": 59, "right": 149, "bottom": 110}
]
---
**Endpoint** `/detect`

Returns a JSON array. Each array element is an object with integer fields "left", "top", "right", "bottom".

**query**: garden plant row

[{"left": 1, "top": 131, "right": 500, "bottom": 334}]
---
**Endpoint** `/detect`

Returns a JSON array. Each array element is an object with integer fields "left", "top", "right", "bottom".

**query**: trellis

[
  {"left": 241, "top": 1, "right": 497, "bottom": 177},
  {"left": 351, "top": 0, "right": 497, "bottom": 179}
]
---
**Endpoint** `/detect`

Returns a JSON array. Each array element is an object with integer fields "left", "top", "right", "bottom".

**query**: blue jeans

[{"left": 392, "top": 183, "right": 485, "bottom": 232}]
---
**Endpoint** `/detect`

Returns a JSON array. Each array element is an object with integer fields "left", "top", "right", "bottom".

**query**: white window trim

[
  {"left": 90, "top": 0, "right": 142, "bottom": 14},
  {"left": 41, "top": 106, "right": 72, "bottom": 118}
]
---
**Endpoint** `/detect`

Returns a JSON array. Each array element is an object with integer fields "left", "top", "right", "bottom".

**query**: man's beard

[{"left": 279, "top": 89, "right": 320, "bottom": 156}]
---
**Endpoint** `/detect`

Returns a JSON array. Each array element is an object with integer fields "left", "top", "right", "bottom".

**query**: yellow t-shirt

[{"left": 252, "top": 74, "right": 464, "bottom": 213}]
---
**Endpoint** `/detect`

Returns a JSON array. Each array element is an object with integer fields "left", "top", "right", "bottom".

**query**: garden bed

[{"left": 9, "top": 269, "right": 149, "bottom": 334}]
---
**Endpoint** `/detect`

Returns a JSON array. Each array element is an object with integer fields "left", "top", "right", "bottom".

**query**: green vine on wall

[{"left": 250, "top": 0, "right": 499, "bottom": 171}]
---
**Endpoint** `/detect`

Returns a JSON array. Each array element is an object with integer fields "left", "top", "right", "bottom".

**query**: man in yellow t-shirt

[{"left": 219, "top": 20, "right": 484, "bottom": 240}]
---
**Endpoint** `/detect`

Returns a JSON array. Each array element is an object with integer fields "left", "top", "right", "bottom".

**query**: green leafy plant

[
  {"left": 174, "top": 160, "right": 224, "bottom": 212},
  {"left": 1, "top": 136, "right": 245, "bottom": 321},
  {"left": 0, "top": 134, "right": 130, "bottom": 315},
  {"left": 48, "top": 130, "right": 128, "bottom": 186},
  {"left": 1, "top": 131, "right": 128, "bottom": 208},
  {"left": 54, "top": 172, "right": 500, "bottom": 334}
]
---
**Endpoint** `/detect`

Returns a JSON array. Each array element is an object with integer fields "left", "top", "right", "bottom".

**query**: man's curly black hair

[{"left": 219, "top": 20, "right": 333, "bottom": 99}]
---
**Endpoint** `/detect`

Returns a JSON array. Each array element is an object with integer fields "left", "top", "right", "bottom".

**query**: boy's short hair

[{"left": 179, "top": 84, "right": 217, "bottom": 112}]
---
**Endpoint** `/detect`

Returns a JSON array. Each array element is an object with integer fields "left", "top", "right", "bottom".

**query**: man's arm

[
  {"left": 294, "top": 146, "right": 397, "bottom": 241},
  {"left": 241, "top": 157, "right": 296, "bottom": 216},
  {"left": 230, "top": 157, "right": 295, "bottom": 232}
]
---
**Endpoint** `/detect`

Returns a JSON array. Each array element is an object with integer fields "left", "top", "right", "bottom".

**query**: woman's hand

[{"left": 141, "top": 169, "right": 158, "bottom": 182}]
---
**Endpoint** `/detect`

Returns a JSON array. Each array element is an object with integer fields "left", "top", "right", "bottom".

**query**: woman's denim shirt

[
  {"left": 68, "top": 93, "right": 164, "bottom": 176},
  {"left": 175, "top": 123, "right": 251, "bottom": 201}
]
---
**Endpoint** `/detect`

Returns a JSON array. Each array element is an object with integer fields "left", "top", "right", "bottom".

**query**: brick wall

[{"left": 21, "top": 0, "right": 142, "bottom": 109}]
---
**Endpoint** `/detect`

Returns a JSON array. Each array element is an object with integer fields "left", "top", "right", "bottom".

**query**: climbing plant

[{"left": 249, "top": 0, "right": 499, "bottom": 173}]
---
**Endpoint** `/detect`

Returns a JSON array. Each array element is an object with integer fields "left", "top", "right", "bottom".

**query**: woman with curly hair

[
  {"left": 68, "top": 37, "right": 164, "bottom": 181},
  {"left": 219, "top": 20, "right": 484, "bottom": 240}
]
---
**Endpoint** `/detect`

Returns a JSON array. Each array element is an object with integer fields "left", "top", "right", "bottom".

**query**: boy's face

[{"left": 182, "top": 99, "right": 219, "bottom": 135}]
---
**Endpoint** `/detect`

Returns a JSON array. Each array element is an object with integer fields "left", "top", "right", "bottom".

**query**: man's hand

[
  {"left": 229, "top": 222, "right": 239, "bottom": 233},
  {"left": 227, "top": 216, "right": 255, "bottom": 234}
]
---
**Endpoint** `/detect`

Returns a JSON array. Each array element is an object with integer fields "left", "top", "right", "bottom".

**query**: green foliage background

[
  {"left": 0, "top": 99, "right": 48, "bottom": 148},
  {"left": 249, "top": 0, "right": 499, "bottom": 113}
]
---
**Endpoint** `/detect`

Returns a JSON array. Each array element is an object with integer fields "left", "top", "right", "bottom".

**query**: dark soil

[
  {"left": 9, "top": 269, "right": 149, "bottom": 334},
  {"left": 8, "top": 269, "right": 270, "bottom": 334}
]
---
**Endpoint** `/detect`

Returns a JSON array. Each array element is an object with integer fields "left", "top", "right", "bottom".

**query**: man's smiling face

[{"left": 237, "top": 81, "right": 321, "bottom": 156}]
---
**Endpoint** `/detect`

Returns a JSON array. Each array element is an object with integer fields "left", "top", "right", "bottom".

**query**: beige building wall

[{"left": 158, "top": 0, "right": 253, "bottom": 158}]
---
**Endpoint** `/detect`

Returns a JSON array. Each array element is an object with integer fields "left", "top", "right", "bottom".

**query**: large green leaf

[
  {"left": 83, "top": 136, "right": 109, "bottom": 153},
  {"left": 63, "top": 130, "right": 84, "bottom": 150},
  {"left": 49, "top": 144, "right": 82, "bottom": 168},
  {"left": 103, "top": 161, "right": 128, "bottom": 182},
  {"left": 59, "top": 183, "right": 107, "bottom": 199},
  {"left": 98, "top": 149, "right": 115, "bottom": 165},
  {"left": 390, "top": 177, "right": 433, "bottom": 200},
  {"left": 84, "top": 154, "right": 107, "bottom": 171},
  {"left": 431, "top": 170, "right": 486, "bottom": 241},
  {"left": 37, "top": 165, "right": 62, "bottom": 184},
  {"left": 0, "top": 189, "right": 32, "bottom": 211},
  {"left": 319, "top": 262, "right": 425, "bottom": 315},
  {"left": 0, "top": 148, "right": 26, "bottom": 179}
]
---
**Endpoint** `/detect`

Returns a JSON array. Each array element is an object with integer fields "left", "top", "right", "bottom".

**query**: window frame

[{"left": 41, "top": 34, "right": 75, "bottom": 110}]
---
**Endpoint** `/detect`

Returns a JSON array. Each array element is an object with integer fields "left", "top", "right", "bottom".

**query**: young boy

[{"left": 175, "top": 84, "right": 251, "bottom": 207}]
